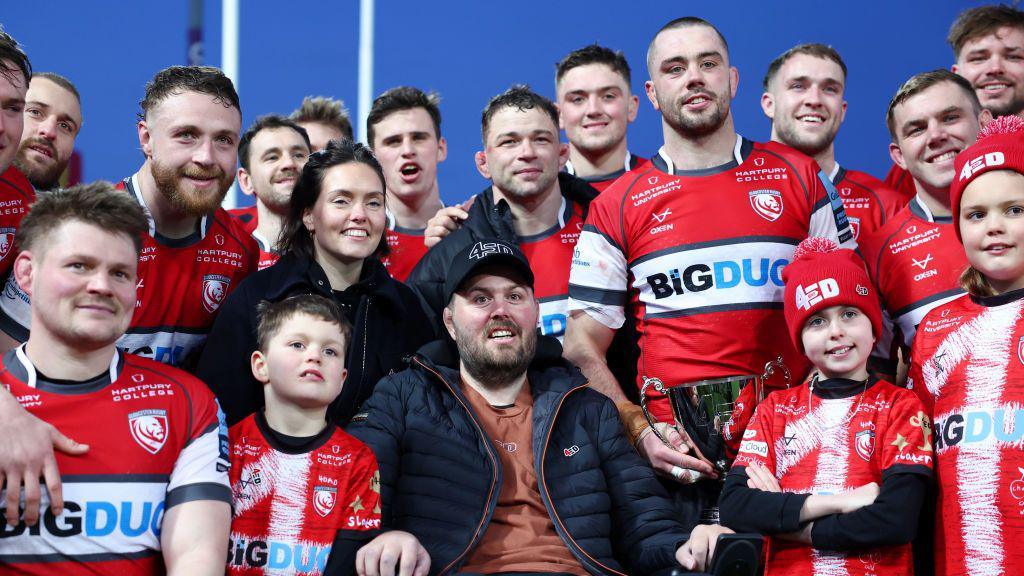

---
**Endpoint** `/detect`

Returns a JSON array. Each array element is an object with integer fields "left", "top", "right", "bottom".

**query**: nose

[
  {"left": 348, "top": 200, "right": 368, "bottom": 222},
  {"left": 192, "top": 138, "right": 215, "bottom": 166},
  {"left": 518, "top": 138, "right": 538, "bottom": 160},
  {"left": 36, "top": 115, "right": 58, "bottom": 140},
  {"left": 304, "top": 346, "right": 323, "bottom": 363},
  {"left": 400, "top": 136, "right": 416, "bottom": 157},
  {"left": 984, "top": 53, "right": 1006, "bottom": 76},
  {"left": 804, "top": 85, "right": 823, "bottom": 106},
  {"left": 924, "top": 119, "right": 949, "bottom": 148},
  {"left": 87, "top": 271, "right": 115, "bottom": 296},
  {"left": 584, "top": 94, "right": 602, "bottom": 116}
]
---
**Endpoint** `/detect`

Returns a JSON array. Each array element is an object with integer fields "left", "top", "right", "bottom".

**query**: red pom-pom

[
  {"left": 792, "top": 236, "right": 838, "bottom": 261},
  {"left": 977, "top": 115, "right": 1024, "bottom": 142}
]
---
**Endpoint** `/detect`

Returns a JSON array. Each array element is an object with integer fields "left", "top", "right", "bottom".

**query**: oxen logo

[
  {"left": 128, "top": 409, "right": 168, "bottom": 454},
  {"left": 314, "top": 486, "right": 338, "bottom": 517},
  {"left": 748, "top": 190, "right": 784, "bottom": 222},
  {"left": 855, "top": 429, "right": 875, "bottom": 461},
  {"left": 0, "top": 227, "right": 15, "bottom": 260},
  {"left": 202, "top": 274, "right": 231, "bottom": 314}
]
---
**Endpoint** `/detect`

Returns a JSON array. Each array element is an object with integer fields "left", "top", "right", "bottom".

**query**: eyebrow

[
  {"left": 901, "top": 105, "right": 963, "bottom": 131},
  {"left": 565, "top": 85, "right": 623, "bottom": 96}
]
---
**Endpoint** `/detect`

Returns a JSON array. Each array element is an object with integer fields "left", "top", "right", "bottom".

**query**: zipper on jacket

[
  {"left": 538, "top": 385, "right": 628, "bottom": 576},
  {"left": 411, "top": 357, "right": 501, "bottom": 576}
]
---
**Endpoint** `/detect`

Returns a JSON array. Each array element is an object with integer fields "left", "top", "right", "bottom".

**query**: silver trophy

[{"left": 639, "top": 357, "right": 791, "bottom": 523}]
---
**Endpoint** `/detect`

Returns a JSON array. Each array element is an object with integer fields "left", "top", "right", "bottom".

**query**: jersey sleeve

[
  {"left": 880, "top": 389, "right": 934, "bottom": 477},
  {"left": 809, "top": 169, "right": 857, "bottom": 250},
  {"left": 905, "top": 332, "right": 934, "bottom": 414},
  {"left": 166, "top": 390, "right": 232, "bottom": 508},
  {"left": 0, "top": 272, "right": 31, "bottom": 341},
  {"left": 567, "top": 194, "right": 629, "bottom": 329},
  {"left": 342, "top": 447, "right": 382, "bottom": 532},
  {"left": 732, "top": 393, "right": 777, "bottom": 474}
]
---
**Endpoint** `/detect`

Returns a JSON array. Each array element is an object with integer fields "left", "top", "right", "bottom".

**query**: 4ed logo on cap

[
  {"left": 959, "top": 151, "right": 1005, "bottom": 180},
  {"left": 794, "top": 278, "right": 839, "bottom": 311},
  {"left": 468, "top": 241, "right": 514, "bottom": 260}
]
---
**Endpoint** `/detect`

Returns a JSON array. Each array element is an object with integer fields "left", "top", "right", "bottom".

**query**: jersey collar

[
  {"left": 908, "top": 194, "right": 953, "bottom": 224},
  {"left": 829, "top": 163, "right": 844, "bottom": 185},
  {"left": 653, "top": 135, "right": 751, "bottom": 176},
  {"left": 126, "top": 172, "right": 213, "bottom": 242},
  {"left": 11, "top": 344, "right": 122, "bottom": 393}
]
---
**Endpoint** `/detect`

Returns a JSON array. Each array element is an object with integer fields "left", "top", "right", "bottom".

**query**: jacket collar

[{"left": 264, "top": 252, "right": 406, "bottom": 309}]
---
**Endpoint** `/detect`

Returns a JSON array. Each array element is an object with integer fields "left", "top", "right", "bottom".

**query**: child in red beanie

[
  {"left": 718, "top": 237, "right": 933, "bottom": 576},
  {"left": 907, "top": 114, "right": 1024, "bottom": 576}
]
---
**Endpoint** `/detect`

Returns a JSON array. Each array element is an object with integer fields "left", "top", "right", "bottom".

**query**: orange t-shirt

[{"left": 459, "top": 380, "right": 588, "bottom": 575}]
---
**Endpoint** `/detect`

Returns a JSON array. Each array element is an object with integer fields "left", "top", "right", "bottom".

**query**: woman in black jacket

[{"left": 196, "top": 139, "right": 433, "bottom": 425}]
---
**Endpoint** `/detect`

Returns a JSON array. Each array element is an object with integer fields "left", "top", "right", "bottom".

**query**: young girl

[
  {"left": 719, "top": 237, "right": 933, "bottom": 575},
  {"left": 908, "top": 114, "right": 1024, "bottom": 576}
]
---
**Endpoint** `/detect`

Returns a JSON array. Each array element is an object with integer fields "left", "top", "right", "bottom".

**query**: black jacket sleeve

[
  {"left": 345, "top": 374, "right": 408, "bottom": 526},
  {"left": 323, "top": 527, "right": 383, "bottom": 576},
  {"left": 811, "top": 472, "right": 929, "bottom": 551},
  {"left": 718, "top": 466, "right": 809, "bottom": 535},
  {"left": 195, "top": 284, "right": 262, "bottom": 426}
]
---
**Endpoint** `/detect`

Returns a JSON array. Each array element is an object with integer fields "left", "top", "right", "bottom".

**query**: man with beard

[
  {"left": 0, "top": 31, "right": 35, "bottom": 281},
  {"left": 235, "top": 114, "right": 310, "bottom": 269},
  {"left": 367, "top": 86, "right": 446, "bottom": 281},
  {"left": 344, "top": 238, "right": 733, "bottom": 576},
  {"left": 14, "top": 73, "right": 81, "bottom": 191},
  {"left": 556, "top": 44, "right": 648, "bottom": 192},
  {"left": 406, "top": 85, "right": 599, "bottom": 342},
  {"left": 564, "top": 16, "right": 855, "bottom": 527},
  {"left": 762, "top": 44, "right": 907, "bottom": 241},
  {"left": 0, "top": 66, "right": 258, "bottom": 369},
  {"left": 887, "top": 5, "right": 1024, "bottom": 198}
]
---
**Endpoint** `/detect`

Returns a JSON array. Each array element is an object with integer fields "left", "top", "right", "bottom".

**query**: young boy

[
  {"left": 718, "top": 238, "right": 933, "bottom": 576},
  {"left": 227, "top": 294, "right": 381, "bottom": 575}
]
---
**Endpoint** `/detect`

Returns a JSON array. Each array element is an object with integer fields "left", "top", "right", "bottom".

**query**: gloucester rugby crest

[
  {"left": 202, "top": 274, "right": 231, "bottom": 314},
  {"left": 748, "top": 190, "right": 784, "bottom": 222},
  {"left": 854, "top": 428, "right": 875, "bottom": 461},
  {"left": 1018, "top": 336, "right": 1024, "bottom": 366},
  {"left": 128, "top": 409, "right": 168, "bottom": 454},
  {"left": 314, "top": 486, "right": 338, "bottom": 517},
  {"left": 0, "top": 227, "right": 14, "bottom": 260}
]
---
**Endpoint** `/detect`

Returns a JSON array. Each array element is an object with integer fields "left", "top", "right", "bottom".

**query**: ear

[
  {"left": 302, "top": 207, "right": 315, "bottom": 234},
  {"left": 644, "top": 80, "right": 660, "bottom": 111},
  {"left": 889, "top": 141, "right": 907, "bottom": 170},
  {"left": 627, "top": 94, "right": 640, "bottom": 123},
  {"left": 839, "top": 99, "right": 848, "bottom": 124},
  {"left": 138, "top": 120, "right": 153, "bottom": 159},
  {"left": 237, "top": 168, "right": 255, "bottom": 197},
  {"left": 475, "top": 150, "right": 491, "bottom": 180},
  {"left": 556, "top": 102, "right": 566, "bottom": 130},
  {"left": 729, "top": 67, "right": 740, "bottom": 99},
  {"left": 338, "top": 367, "right": 349, "bottom": 384},
  {"left": 979, "top": 108, "right": 994, "bottom": 130},
  {"left": 760, "top": 92, "right": 775, "bottom": 120},
  {"left": 951, "top": 63, "right": 960, "bottom": 75},
  {"left": 558, "top": 142, "right": 570, "bottom": 169},
  {"left": 13, "top": 251, "right": 35, "bottom": 298},
  {"left": 251, "top": 350, "right": 270, "bottom": 384},
  {"left": 437, "top": 136, "right": 448, "bottom": 163},
  {"left": 442, "top": 306, "right": 457, "bottom": 341}
]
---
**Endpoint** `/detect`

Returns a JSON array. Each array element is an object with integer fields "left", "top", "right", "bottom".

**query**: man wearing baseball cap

[{"left": 343, "top": 238, "right": 732, "bottom": 576}]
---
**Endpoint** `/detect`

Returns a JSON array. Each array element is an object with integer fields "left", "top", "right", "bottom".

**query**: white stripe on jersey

[
  {"left": 0, "top": 481, "right": 166, "bottom": 559},
  {"left": 168, "top": 424, "right": 230, "bottom": 494},
  {"left": 116, "top": 331, "right": 208, "bottom": 367},
  {"left": 568, "top": 228, "right": 629, "bottom": 329},
  {"left": 923, "top": 300, "right": 1022, "bottom": 575},
  {"left": 627, "top": 240, "right": 793, "bottom": 318},
  {"left": 234, "top": 450, "right": 311, "bottom": 546},
  {"left": 809, "top": 398, "right": 855, "bottom": 576}
]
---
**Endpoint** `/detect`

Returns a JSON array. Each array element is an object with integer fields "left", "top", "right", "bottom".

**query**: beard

[
  {"left": 14, "top": 138, "right": 65, "bottom": 190},
  {"left": 661, "top": 87, "right": 731, "bottom": 137},
  {"left": 774, "top": 119, "right": 837, "bottom": 158},
  {"left": 151, "top": 158, "right": 232, "bottom": 216},
  {"left": 986, "top": 95, "right": 1024, "bottom": 118},
  {"left": 256, "top": 183, "right": 292, "bottom": 214},
  {"left": 492, "top": 166, "right": 559, "bottom": 201},
  {"left": 453, "top": 319, "right": 537, "bottom": 389}
]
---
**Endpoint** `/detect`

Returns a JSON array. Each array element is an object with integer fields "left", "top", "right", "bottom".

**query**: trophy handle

[
  {"left": 760, "top": 356, "right": 792, "bottom": 397},
  {"left": 639, "top": 376, "right": 672, "bottom": 446}
]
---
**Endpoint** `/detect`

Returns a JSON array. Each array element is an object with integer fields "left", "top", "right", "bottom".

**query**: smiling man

[
  {"left": 14, "top": 73, "right": 81, "bottom": 191},
  {"left": 0, "top": 66, "right": 257, "bottom": 368}
]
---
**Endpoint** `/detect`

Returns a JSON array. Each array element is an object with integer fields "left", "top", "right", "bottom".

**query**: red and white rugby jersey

[
  {"left": 563, "top": 151, "right": 650, "bottom": 193},
  {"left": 830, "top": 165, "right": 906, "bottom": 241},
  {"left": 906, "top": 290, "right": 1024, "bottom": 576},
  {"left": 252, "top": 231, "right": 280, "bottom": 271},
  {"left": 857, "top": 196, "right": 965, "bottom": 364},
  {"left": 883, "top": 164, "right": 919, "bottom": 206},
  {"left": 733, "top": 378, "right": 932, "bottom": 576},
  {"left": 380, "top": 210, "right": 428, "bottom": 283},
  {"left": 0, "top": 173, "right": 259, "bottom": 367},
  {"left": 519, "top": 197, "right": 584, "bottom": 342},
  {"left": 0, "top": 165, "right": 34, "bottom": 278},
  {"left": 228, "top": 413, "right": 380, "bottom": 576},
  {"left": 0, "top": 347, "right": 230, "bottom": 575},
  {"left": 230, "top": 204, "right": 259, "bottom": 234},
  {"left": 568, "top": 136, "right": 855, "bottom": 424}
]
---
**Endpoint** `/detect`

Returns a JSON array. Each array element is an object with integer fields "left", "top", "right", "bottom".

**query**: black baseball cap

[{"left": 444, "top": 239, "right": 535, "bottom": 304}]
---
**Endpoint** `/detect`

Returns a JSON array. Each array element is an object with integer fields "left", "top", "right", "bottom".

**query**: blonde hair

[{"left": 959, "top": 265, "right": 997, "bottom": 298}]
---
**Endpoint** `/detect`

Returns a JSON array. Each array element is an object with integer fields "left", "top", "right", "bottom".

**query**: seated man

[
  {"left": 0, "top": 183, "right": 231, "bottom": 575},
  {"left": 345, "top": 238, "right": 729, "bottom": 576}
]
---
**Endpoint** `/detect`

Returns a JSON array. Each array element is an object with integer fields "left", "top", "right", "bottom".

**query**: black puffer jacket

[
  {"left": 196, "top": 252, "right": 432, "bottom": 425},
  {"left": 346, "top": 337, "right": 689, "bottom": 576}
]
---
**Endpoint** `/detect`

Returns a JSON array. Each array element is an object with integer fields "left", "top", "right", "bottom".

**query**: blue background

[{"left": 6, "top": 1, "right": 976, "bottom": 206}]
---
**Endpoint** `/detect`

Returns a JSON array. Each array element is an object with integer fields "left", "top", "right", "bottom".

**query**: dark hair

[
  {"left": 278, "top": 139, "right": 388, "bottom": 259},
  {"left": 949, "top": 4, "right": 1024, "bottom": 58},
  {"left": 138, "top": 65, "right": 240, "bottom": 121},
  {"left": 290, "top": 96, "right": 354, "bottom": 141},
  {"left": 648, "top": 17, "right": 730, "bottom": 73},
  {"left": 763, "top": 43, "right": 848, "bottom": 90},
  {"left": 18, "top": 181, "right": 148, "bottom": 255},
  {"left": 238, "top": 115, "right": 311, "bottom": 172},
  {"left": 0, "top": 29, "right": 31, "bottom": 89},
  {"left": 255, "top": 294, "right": 351, "bottom": 353},
  {"left": 33, "top": 72, "right": 80, "bottom": 104},
  {"left": 556, "top": 44, "right": 632, "bottom": 87},
  {"left": 481, "top": 85, "right": 559, "bottom": 143},
  {"left": 886, "top": 69, "right": 981, "bottom": 141},
  {"left": 366, "top": 86, "right": 442, "bottom": 147}
]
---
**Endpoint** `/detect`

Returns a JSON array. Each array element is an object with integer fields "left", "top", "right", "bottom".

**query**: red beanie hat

[
  {"left": 782, "top": 237, "right": 883, "bottom": 353},
  {"left": 951, "top": 115, "right": 1024, "bottom": 242}
]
